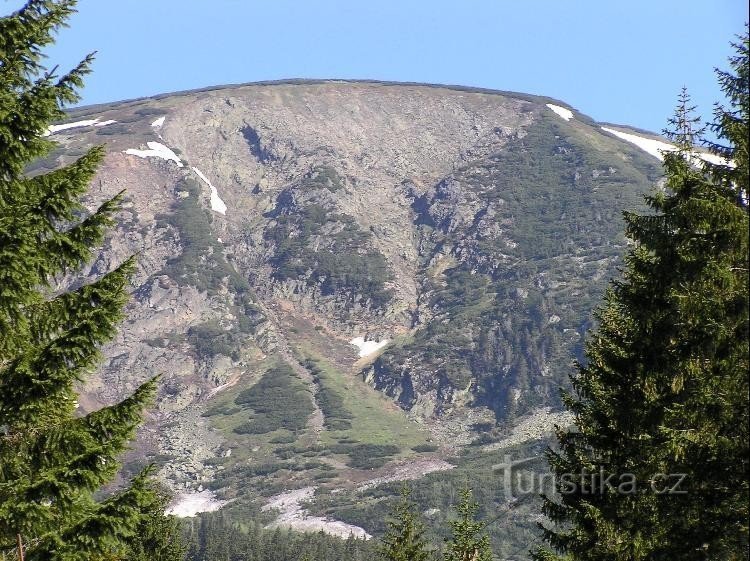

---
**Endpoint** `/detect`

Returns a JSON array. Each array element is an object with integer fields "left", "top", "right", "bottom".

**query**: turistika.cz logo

[{"left": 492, "top": 454, "right": 687, "bottom": 499}]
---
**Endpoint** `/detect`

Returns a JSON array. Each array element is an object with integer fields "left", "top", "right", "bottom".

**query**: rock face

[{"left": 41, "top": 80, "right": 662, "bottom": 492}]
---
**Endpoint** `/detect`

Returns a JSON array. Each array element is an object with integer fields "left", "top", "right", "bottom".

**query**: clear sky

[{"left": 3, "top": 0, "right": 747, "bottom": 134}]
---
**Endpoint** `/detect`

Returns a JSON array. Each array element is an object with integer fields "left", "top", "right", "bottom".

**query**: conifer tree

[
  {"left": 0, "top": 1, "right": 158, "bottom": 559},
  {"left": 122, "top": 482, "right": 185, "bottom": 561},
  {"left": 535, "top": 32, "right": 748, "bottom": 561},
  {"left": 442, "top": 488, "right": 492, "bottom": 561},
  {"left": 379, "top": 486, "right": 431, "bottom": 561}
]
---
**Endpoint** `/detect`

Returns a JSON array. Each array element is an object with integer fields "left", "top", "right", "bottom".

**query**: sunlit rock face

[{"left": 45, "top": 80, "right": 661, "bottom": 499}]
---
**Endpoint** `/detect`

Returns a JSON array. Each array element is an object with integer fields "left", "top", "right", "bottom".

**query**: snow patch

[
  {"left": 695, "top": 151, "right": 733, "bottom": 167},
  {"left": 601, "top": 126, "right": 673, "bottom": 161},
  {"left": 263, "top": 487, "right": 371, "bottom": 540},
  {"left": 546, "top": 104, "right": 573, "bottom": 121},
  {"left": 600, "top": 126, "right": 733, "bottom": 167},
  {"left": 167, "top": 490, "right": 227, "bottom": 517},
  {"left": 151, "top": 116, "right": 166, "bottom": 128},
  {"left": 349, "top": 337, "right": 388, "bottom": 357},
  {"left": 125, "top": 142, "right": 183, "bottom": 167},
  {"left": 44, "top": 118, "right": 116, "bottom": 136},
  {"left": 192, "top": 167, "right": 227, "bottom": 214}
]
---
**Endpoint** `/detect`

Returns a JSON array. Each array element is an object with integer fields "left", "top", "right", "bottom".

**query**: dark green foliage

[
  {"left": 379, "top": 487, "right": 432, "bottom": 561},
  {"left": 184, "top": 512, "right": 377, "bottom": 561},
  {"left": 122, "top": 483, "right": 186, "bottom": 561},
  {"left": 310, "top": 444, "right": 546, "bottom": 559},
  {"left": 411, "top": 444, "right": 439, "bottom": 453},
  {"left": 304, "top": 165, "right": 345, "bottom": 192},
  {"left": 233, "top": 364, "right": 314, "bottom": 434},
  {"left": 329, "top": 443, "right": 400, "bottom": 469},
  {"left": 0, "top": 2, "right": 160, "bottom": 559},
  {"left": 373, "top": 265, "right": 569, "bottom": 419},
  {"left": 158, "top": 177, "right": 250, "bottom": 295},
  {"left": 442, "top": 488, "right": 493, "bottom": 561},
  {"left": 536, "top": 36, "right": 749, "bottom": 561},
  {"left": 269, "top": 433, "right": 297, "bottom": 444},
  {"left": 188, "top": 320, "right": 241, "bottom": 360},
  {"left": 264, "top": 169, "right": 393, "bottom": 308},
  {"left": 158, "top": 180, "right": 262, "bottom": 357},
  {"left": 373, "top": 110, "right": 657, "bottom": 423},
  {"left": 304, "top": 359, "right": 354, "bottom": 431}
]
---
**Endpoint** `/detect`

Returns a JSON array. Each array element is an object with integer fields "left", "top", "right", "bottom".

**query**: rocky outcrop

[{"left": 45, "top": 80, "right": 662, "bottom": 491}]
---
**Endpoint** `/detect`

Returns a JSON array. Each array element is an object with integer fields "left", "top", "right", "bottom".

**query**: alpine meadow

[{"left": 0, "top": 1, "right": 747, "bottom": 560}]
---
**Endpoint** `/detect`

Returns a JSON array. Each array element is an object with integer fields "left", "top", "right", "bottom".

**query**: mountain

[{"left": 38, "top": 80, "right": 667, "bottom": 552}]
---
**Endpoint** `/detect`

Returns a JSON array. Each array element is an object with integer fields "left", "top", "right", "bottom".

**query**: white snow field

[
  {"left": 124, "top": 141, "right": 184, "bottom": 167},
  {"left": 349, "top": 337, "right": 389, "bottom": 357},
  {"left": 546, "top": 103, "right": 574, "bottom": 121},
  {"left": 44, "top": 118, "right": 117, "bottom": 136},
  {"left": 167, "top": 490, "right": 228, "bottom": 517},
  {"left": 192, "top": 167, "right": 228, "bottom": 214},
  {"left": 151, "top": 116, "right": 166, "bottom": 127},
  {"left": 601, "top": 126, "right": 674, "bottom": 161},
  {"left": 601, "top": 126, "right": 733, "bottom": 167}
]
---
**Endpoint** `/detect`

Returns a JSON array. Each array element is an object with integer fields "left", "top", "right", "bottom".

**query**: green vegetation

[
  {"left": 411, "top": 444, "right": 439, "bottom": 453},
  {"left": 293, "top": 345, "right": 430, "bottom": 451},
  {"left": 304, "top": 358, "right": 354, "bottom": 431},
  {"left": 183, "top": 481, "right": 502, "bottom": 561},
  {"left": 372, "top": 109, "right": 660, "bottom": 423},
  {"left": 379, "top": 487, "right": 432, "bottom": 561},
  {"left": 157, "top": 176, "right": 263, "bottom": 360},
  {"left": 233, "top": 364, "right": 314, "bottom": 435},
  {"left": 265, "top": 169, "right": 393, "bottom": 308},
  {"left": 303, "top": 165, "right": 346, "bottom": 192},
  {"left": 310, "top": 443, "right": 547, "bottom": 558},
  {"left": 329, "top": 443, "right": 400, "bottom": 469},
  {"left": 184, "top": 514, "right": 377, "bottom": 561},
  {"left": 122, "top": 483, "right": 186, "bottom": 561},
  {"left": 158, "top": 176, "right": 249, "bottom": 295},
  {"left": 442, "top": 488, "right": 493, "bottom": 561},
  {"left": 537, "top": 37, "right": 749, "bottom": 560},
  {"left": 0, "top": 2, "right": 166, "bottom": 559},
  {"left": 188, "top": 320, "right": 242, "bottom": 361}
]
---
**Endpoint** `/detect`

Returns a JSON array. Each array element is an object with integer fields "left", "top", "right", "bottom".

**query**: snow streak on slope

[
  {"left": 44, "top": 118, "right": 117, "bottom": 136},
  {"left": 546, "top": 104, "right": 573, "bottom": 121},
  {"left": 601, "top": 126, "right": 733, "bottom": 167},
  {"left": 192, "top": 167, "right": 228, "bottom": 214},
  {"left": 125, "top": 141, "right": 184, "bottom": 167},
  {"left": 349, "top": 337, "right": 388, "bottom": 357},
  {"left": 601, "top": 126, "right": 673, "bottom": 161},
  {"left": 151, "top": 116, "right": 166, "bottom": 127}
]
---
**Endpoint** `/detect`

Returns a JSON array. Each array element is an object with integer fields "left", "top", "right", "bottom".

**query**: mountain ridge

[
  {"left": 39, "top": 81, "right": 664, "bottom": 549},
  {"left": 66, "top": 77, "right": 614, "bottom": 129}
]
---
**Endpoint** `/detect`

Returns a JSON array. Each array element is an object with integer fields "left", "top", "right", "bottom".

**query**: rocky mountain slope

[{"left": 36, "top": 80, "right": 667, "bottom": 523}]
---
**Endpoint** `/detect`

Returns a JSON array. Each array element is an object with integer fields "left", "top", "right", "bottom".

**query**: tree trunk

[{"left": 16, "top": 534, "right": 24, "bottom": 561}]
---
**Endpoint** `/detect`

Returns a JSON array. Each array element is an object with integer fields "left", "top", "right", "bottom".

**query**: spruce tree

[
  {"left": 379, "top": 487, "right": 431, "bottom": 561},
  {"left": 0, "top": 1, "right": 158, "bottom": 559},
  {"left": 442, "top": 488, "right": 492, "bottom": 561},
  {"left": 122, "top": 482, "right": 186, "bottom": 561},
  {"left": 535, "top": 33, "right": 748, "bottom": 561}
]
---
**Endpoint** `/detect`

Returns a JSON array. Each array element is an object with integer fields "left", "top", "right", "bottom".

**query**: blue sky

[{"left": 3, "top": 0, "right": 747, "bottom": 134}]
